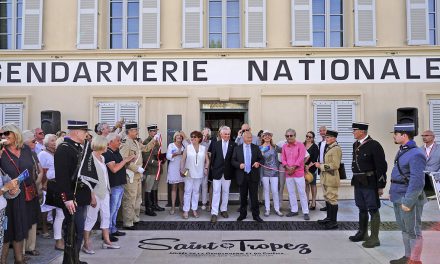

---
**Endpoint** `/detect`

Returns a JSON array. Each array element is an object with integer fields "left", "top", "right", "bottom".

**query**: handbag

[
  {"left": 304, "top": 170, "right": 314, "bottom": 183},
  {"left": 23, "top": 183, "right": 38, "bottom": 202},
  {"left": 4, "top": 148, "right": 38, "bottom": 201},
  {"left": 338, "top": 163, "right": 347, "bottom": 180}
]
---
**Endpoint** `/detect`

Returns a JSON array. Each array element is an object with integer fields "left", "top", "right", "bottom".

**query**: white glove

[
  {"left": 137, "top": 167, "right": 145, "bottom": 174},
  {"left": 153, "top": 133, "right": 161, "bottom": 141}
]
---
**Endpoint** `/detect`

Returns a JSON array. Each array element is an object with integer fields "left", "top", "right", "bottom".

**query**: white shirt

[
  {"left": 222, "top": 140, "right": 229, "bottom": 158},
  {"left": 358, "top": 134, "right": 369, "bottom": 144},
  {"left": 424, "top": 142, "right": 435, "bottom": 158},
  {"left": 38, "top": 151, "right": 55, "bottom": 180},
  {"left": 319, "top": 140, "right": 326, "bottom": 162}
]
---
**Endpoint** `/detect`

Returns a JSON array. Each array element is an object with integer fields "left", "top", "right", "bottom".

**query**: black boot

[
  {"left": 349, "top": 211, "right": 369, "bottom": 242},
  {"left": 317, "top": 202, "right": 331, "bottom": 224},
  {"left": 151, "top": 190, "right": 165, "bottom": 211},
  {"left": 324, "top": 204, "right": 338, "bottom": 230},
  {"left": 144, "top": 192, "right": 157, "bottom": 216},
  {"left": 362, "top": 211, "right": 381, "bottom": 248}
]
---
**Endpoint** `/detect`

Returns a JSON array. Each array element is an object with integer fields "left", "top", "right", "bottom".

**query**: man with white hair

[
  {"left": 209, "top": 126, "right": 236, "bottom": 223},
  {"left": 103, "top": 133, "right": 135, "bottom": 239},
  {"left": 34, "top": 127, "right": 45, "bottom": 154}
]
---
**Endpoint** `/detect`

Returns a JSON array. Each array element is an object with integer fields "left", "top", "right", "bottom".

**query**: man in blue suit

[{"left": 232, "top": 131, "right": 264, "bottom": 223}]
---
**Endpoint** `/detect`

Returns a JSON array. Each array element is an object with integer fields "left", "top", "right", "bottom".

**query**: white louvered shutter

[
  {"left": 354, "top": 0, "right": 376, "bottom": 46},
  {"left": 314, "top": 100, "right": 355, "bottom": 179},
  {"left": 22, "top": 0, "right": 43, "bottom": 49},
  {"left": 140, "top": 0, "right": 160, "bottom": 48},
  {"left": 335, "top": 101, "right": 355, "bottom": 179},
  {"left": 1, "top": 104, "right": 24, "bottom": 130},
  {"left": 314, "top": 101, "right": 334, "bottom": 132},
  {"left": 77, "top": 0, "right": 98, "bottom": 49},
  {"left": 118, "top": 102, "right": 139, "bottom": 124},
  {"left": 98, "top": 103, "right": 118, "bottom": 128},
  {"left": 182, "top": 0, "right": 203, "bottom": 48},
  {"left": 429, "top": 100, "right": 440, "bottom": 138},
  {"left": 407, "top": 0, "right": 429, "bottom": 45},
  {"left": 245, "top": 0, "right": 266, "bottom": 47},
  {"left": 291, "top": 0, "right": 312, "bottom": 46}
]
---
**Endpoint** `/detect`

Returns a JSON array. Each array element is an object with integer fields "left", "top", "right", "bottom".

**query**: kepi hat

[
  {"left": 393, "top": 123, "right": 415, "bottom": 133},
  {"left": 352, "top": 122, "right": 369, "bottom": 131},
  {"left": 147, "top": 123, "right": 158, "bottom": 131},
  {"left": 325, "top": 129, "right": 338, "bottom": 137},
  {"left": 125, "top": 122, "right": 138, "bottom": 130},
  {"left": 67, "top": 120, "right": 91, "bottom": 131}
]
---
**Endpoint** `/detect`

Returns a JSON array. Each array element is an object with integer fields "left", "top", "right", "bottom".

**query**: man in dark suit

[
  {"left": 232, "top": 131, "right": 264, "bottom": 222},
  {"left": 210, "top": 126, "right": 236, "bottom": 223}
]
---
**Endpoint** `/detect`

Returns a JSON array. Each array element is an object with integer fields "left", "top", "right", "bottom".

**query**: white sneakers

[{"left": 102, "top": 243, "right": 121, "bottom": 249}]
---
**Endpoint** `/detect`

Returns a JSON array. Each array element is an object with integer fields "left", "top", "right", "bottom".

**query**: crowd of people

[{"left": 0, "top": 119, "right": 434, "bottom": 264}]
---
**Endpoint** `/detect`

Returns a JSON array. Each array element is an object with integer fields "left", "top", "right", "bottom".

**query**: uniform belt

[
  {"left": 353, "top": 171, "right": 374, "bottom": 176},
  {"left": 391, "top": 179, "right": 408, "bottom": 185}
]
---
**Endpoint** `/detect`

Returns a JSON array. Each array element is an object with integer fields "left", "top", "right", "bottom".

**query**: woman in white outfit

[
  {"left": 82, "top": 136, "right": 120, "bottom": 254},
  {"left": 38, "top": 134, "right": 65, "bottom": 250},
  {"left": 166, "top": 131, "right": 185, "bottom": 215},
  {"left": 180, "top": 131, "right": 209, "bottom": 219}
]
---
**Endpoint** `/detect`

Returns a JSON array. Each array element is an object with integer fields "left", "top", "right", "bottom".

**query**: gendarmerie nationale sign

[{"left": 1, "top": 57, "right": 439, "bottom": 86}]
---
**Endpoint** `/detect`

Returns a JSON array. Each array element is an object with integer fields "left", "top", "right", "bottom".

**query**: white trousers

[
  {"left": 183, "top": 177, "right": 203, "bottom": 212},
  {"left": 261, "top": 177, "right": 280, "bottom": 212},
  {"left": 84, "top": 193, "right": 110, "bottom": 231},
  {"left": 200, "top": 175, "right": 209, "bottom": 205},
  {"left": 211, "top": 176, "right": 231, "bottom": 215},
  {"left": 53, "top": 207, "right": 65, "bottom": 240},
  {"left": 286, "top": 177, "right": 309, "bottom": 214}
]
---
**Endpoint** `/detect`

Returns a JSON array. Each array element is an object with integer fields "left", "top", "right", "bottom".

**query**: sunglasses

[
  {"left": 37, "top": 132, "right": 44, "bottom": 135},
  {"left": 0, "top": 131, "right": 11, "bottom": 137},
  {"left": 285, "top": 135, "right": 294, "bottom": 138},
  {"left": 306, "top": 135, "right": 313, "bottom": 139}
]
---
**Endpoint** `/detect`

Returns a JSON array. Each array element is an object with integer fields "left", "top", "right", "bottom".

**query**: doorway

[{"left": 201, "top": 101, "right": 248, "bottom": 199}]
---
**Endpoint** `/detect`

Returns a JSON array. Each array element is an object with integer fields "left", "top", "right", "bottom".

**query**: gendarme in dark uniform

[
  {"left": 54, "top": 120, "right": 91, "bottom": 264},
  {"left": 349, "top": 122, "right": 387, "bottom": 249}
]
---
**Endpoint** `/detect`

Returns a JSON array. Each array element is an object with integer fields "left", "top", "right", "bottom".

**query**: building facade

[{"left": 1, "top": 0, "right": 440, "bottom": 199}]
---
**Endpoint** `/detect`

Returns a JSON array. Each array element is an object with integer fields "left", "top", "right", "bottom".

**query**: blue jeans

[{"left": 109, "top": 185, "right": 124, "bottom": 234}]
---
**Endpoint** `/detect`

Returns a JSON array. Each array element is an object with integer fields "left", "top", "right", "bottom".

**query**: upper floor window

[
  {"left": 0, "top": 0, "right": 23, "bottom": 49},
  {"left": 429, "top": 0, "right": 438, "bottom": 45},
  {"left": 208, "top": 0, "right": 241, "bottom": 48},
  {"left": 312, "top": 0, "right": 343, "bottom": 47},
  {"left": 110, "top": 0, "right": 140, "bottom": 49}
]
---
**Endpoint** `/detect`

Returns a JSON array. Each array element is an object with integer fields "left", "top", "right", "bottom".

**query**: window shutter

[
  {"left": 354, "top": 0, "right": 376, "bottom": 46},
  {"left": 314, "top": 100, "right": 355, "bottom": 179},
  {"left": 182, "top": 0, "right": 203, "bottom": 48},
  {"left": 22, "top": 0, "right": 43, "bottom": 49},
  {"left": 429, "top": 100, "right": 440, "bottom": 138},
  {"left": 77, "top": 0, "right": 98, "bottom": 49},
  {"left": 335, "top": 101, "right": 355, "bottom": 179},
  {"left": 291, "top": 0, "right": 312, "bottom": 46},
  {"left": 2, "top": 104, "right": 24, "bottom": 130},
  {"left": 98, "top": 102, "right": 118, "bottom": 128},
  {"left": 407, "top": 0, "right": 429, "bottom": 45},
  {"left": 140, "top": 0, "right": 160, "bottom": 48},
  {"left": 314, "top": 101, "right": 334, "bottom": 132},
  {"left": 245, "top": 0, "right": 266, "bottom": 48},
  {"left": 118, "top": 102, "right": 139, "bottom": 124}
]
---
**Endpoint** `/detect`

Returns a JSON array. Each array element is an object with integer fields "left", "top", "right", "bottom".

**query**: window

[
  {"left": 314, "top": 100, "right": 355, "bottom": 179},
  {"left": 208, "top": 0, "right": 241, "bottom": 48},
  {"left": 0, "top": 0, "right": 22, "bottom": 49},
  {"left": 110, "top": 0, "right": 140, "bottom": 49},
  {"left": 312, "top": 0, "right": 343, "bottom": 47},
  {"left": 429, "top": 0, "right": 439, "bottom": 45},
  {"left": 0, "top": 103, "right": 23, "bottom": 130},
  {"left": 98, "top": 102, "right": 139, "bottom": 128},
  {"left": 429, "top": 99, "right": 440, "bottom": 137}
]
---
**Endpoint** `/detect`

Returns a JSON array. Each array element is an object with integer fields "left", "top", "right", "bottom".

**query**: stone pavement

[{"left": 13, "top": 199, "right": 440, "bottom": 264}]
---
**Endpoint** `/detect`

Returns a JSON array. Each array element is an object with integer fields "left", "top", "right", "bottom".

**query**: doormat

[{"left": 134, "top": 221, "right": 440, "bottom": 231}]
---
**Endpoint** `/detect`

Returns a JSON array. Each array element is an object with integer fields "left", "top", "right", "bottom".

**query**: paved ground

[{"left": 12, "top": 199, "right": 440, "bottom": 264}]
